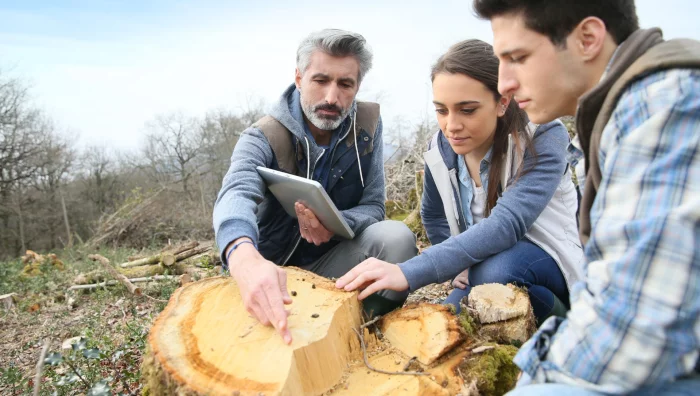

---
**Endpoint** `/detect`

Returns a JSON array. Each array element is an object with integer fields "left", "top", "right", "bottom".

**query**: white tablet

[{"left": 256, "top": 166, "right": 355, "bottom": 239}]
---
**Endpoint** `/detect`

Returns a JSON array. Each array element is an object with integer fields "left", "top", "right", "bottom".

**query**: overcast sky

[{"left": 1, "top": 0, "right": 698, "bottom": 150}]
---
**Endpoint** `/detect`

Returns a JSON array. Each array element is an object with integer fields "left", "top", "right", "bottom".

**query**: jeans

[
  {"left": 507, "top": 377, "right": 700, "bottom": 396},
  {"left": 443, "top": 239, "right": 569, "bottom": 322}
]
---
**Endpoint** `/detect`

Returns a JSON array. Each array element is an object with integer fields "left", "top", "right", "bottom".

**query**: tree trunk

[
  {"left": 17, "top": 200, "right": 26, "bottom": 254},
  {"left": 141, "top": 268, "right": 522, "bottom": 396},
  {"left": 198, "top": 177, "right": 207, "bottom": 217},
  {"left": 60, "top": 188, "right": 73, "bottom": 248}
]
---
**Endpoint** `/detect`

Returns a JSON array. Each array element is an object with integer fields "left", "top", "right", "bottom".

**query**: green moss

[
  {"left": 385, "top": 200, "right": 410, "bottom": 221},
  {"left": 21, "top": 263, "right": 42, "bottom": 277},
  {"left": 459, "top": 344, "right": 520, "bottom": 396},
  {"left": 200, "top": 254, "right": 213, "bottom": 268},
  {"left": 458, "top": 310, "right": 477, "bottom": 337},
  {"left": 403, "top": 210, "right": 429, "bottom": 245},
  {"left": 406, "top": 188, "right": 418, "bottom": 210},
  {"left": 390, "top": 212, "right": 410, "bottom": 222}
]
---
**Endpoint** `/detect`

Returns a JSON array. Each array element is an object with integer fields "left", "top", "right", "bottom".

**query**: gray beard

[{"left": 300, "top": 95, "right": 351, "bottom": 131}]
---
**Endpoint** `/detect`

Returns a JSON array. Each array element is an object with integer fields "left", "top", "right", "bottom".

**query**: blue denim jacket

[{"left": 456, "top": 149, "right": 492, "bottom": 228}]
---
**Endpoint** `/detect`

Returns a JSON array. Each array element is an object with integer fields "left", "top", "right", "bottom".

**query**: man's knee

[{"left": 357, "top": 220, "right": 417, "bottom": 261}]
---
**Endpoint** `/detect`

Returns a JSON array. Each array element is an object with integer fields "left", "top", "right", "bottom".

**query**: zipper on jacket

[
  {"left": 282, "top": 146, "right": 326, "bottom": 266},
  {"left": 448, "top": 170, "right": 463, "bottom": 227},
  {"left": 328, "top": 119, "right": 354, "bottom": 176},
  {"left": 281, "top": 235, "right": 302, "bottom": 266}
]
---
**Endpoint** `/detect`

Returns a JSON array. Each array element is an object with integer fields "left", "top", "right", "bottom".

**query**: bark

[{"left": 89, "top": 254, "right": 141, "bottom": 295}]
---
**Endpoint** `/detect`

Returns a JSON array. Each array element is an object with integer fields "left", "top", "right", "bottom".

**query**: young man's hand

[
  {"left": 335, "top": 257, "right": 409, "bottom": 300},
  {"left": 226, "top": 239, "right": 293, "bottom": 344},
  {"left": 295, "top": 202, "right": 333, "bottom": 245}
]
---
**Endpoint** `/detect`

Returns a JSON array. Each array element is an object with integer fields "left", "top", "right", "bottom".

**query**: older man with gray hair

[{"left": 213, "top": 29, "right": 417, "bottom": 344}]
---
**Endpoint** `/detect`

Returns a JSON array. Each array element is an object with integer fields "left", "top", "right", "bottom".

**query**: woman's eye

[
  {"left": 461, "top": 108, "right": 476, "bottom": 115},
  {"left": 435, "top": 109, "right": 447, "bottom": 115}
]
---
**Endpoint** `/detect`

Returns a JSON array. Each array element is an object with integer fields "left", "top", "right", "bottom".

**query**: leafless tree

[
  {"left": 31, "top": 124, "right": 76, "bottom": 249},
  {"left": 384, "top": 116, "right": 438, "bottom": 205},
  {"left": 142, "top": 112, "right": 203, "bottom": 197},
  {"left": 80, "top": 145, "right": 119, "bottom": 215}
]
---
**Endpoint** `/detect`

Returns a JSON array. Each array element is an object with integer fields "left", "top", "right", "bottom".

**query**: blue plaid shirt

[{"left": 514, "top": 67, "right": 700, "bottom": 393}]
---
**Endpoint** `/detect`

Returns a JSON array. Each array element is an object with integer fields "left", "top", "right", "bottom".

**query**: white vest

[{"left": 423, "top": 123, "right": 585, "bottom": 290}]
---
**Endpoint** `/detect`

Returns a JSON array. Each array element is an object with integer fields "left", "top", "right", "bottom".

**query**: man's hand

[
  {"left": 295, "top": 202, "right": 333, "bottom": 245},
  {"left": 335, "top": 258, "right": 409, "bottom": 300},
  {"left": 452, "top": 268, "right": 470, "bottom": 289},
  {"left": 227, "top": 239, "right": 293, "bottom": 344}
]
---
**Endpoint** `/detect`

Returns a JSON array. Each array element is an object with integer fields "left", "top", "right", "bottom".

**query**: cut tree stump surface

[
  {"left": 467, "top": 283, "right": 530, "bottom": 324},
  {"left": 331, "top": 348, "right": 469, "bottom": 396},
  {"left": 380, "top": 304, "right": 464, "bottom": 365},
  {"left": 146, "top": 267, "right": 362, "bottom": 395}
]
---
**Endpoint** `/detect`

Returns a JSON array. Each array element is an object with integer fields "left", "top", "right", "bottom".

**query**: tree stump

[
  {"left": 1, "top": 293, "right": 18, "bottom": 311},
  {"left": 143, "top": 268, "right": 363, "bottom": 395},
  {"left": 466, "top": 283, "right": 537, "bottom": 346},
  {"left": 143, "top": 269, "right": 524, "bottom": 395}
]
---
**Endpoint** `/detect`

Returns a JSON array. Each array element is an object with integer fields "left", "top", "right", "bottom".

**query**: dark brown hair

[
  {"left": 431, "top": 39, "right": 532, "bottom": 217},
  {"left": 473, "top": 0, "right": 639, "bottom": 47}
]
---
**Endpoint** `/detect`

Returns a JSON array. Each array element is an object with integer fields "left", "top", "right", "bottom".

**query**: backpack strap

[
  {"left": 255, "top": 101, "right": 381, "bottom": 174},
  {"left": 346, "top": 102, "right": 380, "bottom": 153},
  {"left": 252, "top": 116, "right": 299, "bottom": 175}
]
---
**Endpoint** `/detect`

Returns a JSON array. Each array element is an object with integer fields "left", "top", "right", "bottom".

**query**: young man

[
  {"left": 213, "top": 29, "right": 417, "bottom": 345},
  {"left": 473, "top": 0, "right": 700, "bottom": 394}
]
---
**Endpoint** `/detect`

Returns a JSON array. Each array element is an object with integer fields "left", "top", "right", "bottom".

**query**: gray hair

[{"left": 296, "top": 29, "right": 373, "bottom": 83}]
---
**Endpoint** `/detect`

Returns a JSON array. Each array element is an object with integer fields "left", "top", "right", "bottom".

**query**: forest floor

[{"left": 0, "top": 242, "right": 451, "bottom": 395}]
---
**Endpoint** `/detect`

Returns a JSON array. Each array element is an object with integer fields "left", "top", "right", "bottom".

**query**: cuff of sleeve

[
  {"left": 398, "top": 254, "right": 440, "bottom": 292},
  {"left": 216, "top": 219, "right": 259, "bottom": 268},
  {"left": 513, "top": 316, "right": 565, "bottom": 382}
]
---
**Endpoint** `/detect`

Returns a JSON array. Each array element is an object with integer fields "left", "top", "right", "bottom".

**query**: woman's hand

[
  {"left": 452, "top": 268, "right": 470, "bottom": 289},
  {"left": 335, "top": 258, "right": 409, "bottom": 300}
]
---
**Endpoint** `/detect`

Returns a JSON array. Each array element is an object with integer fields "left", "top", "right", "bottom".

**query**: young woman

[{"left": 336, "top": 40, "right": 583, "bottom": 323}]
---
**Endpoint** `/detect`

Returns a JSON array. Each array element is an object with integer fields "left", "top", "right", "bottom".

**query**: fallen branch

[
  {"left": 130, "top": 275, "right": 179, "bottom": 282},
  {"left": 174, "top": 246, "right": 211, "bottom": 262},
  {"left": 163, "top": 241, "right": 199, "bottom": 255},
  {"left": 120, "top": 245, "right": 209, "bottom": 269},
  {"left": 120, "top": 253, "right": 171, "bottom": 269},
  {"left": 33, "top": 339, "right": 51, "bottom": 396},
  {"left": 69, "top": 281, "right": 119, "bottom": 291},
  {"left": 68, "top": 275, "right": 180, "bottom": 292},
  {"left": 89, "top": 254, "right": 141, "bottom": 296},
  {"left": 471, "top": 345, "right": 495, "bottom": 354},
  {"left": 361, "top": 315, "right": 383, "bottom": 329},
  {"left": 160, "top": 253, "right": 176, "bottom": 267},
  {"left": 352, "top": 327, "right": 428, "bottom": 377}
]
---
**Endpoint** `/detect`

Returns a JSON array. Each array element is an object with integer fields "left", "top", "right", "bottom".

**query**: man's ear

[
  {"left": 571, "top": 17, "right": 608, "bottom": 62},
  {"left": 294, "top": 68, "right": 302, "bottom": 90},
  {"left": 497, "top": 95, "right": 511, "bottom": 117}
]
